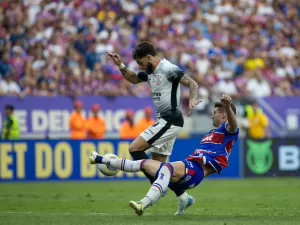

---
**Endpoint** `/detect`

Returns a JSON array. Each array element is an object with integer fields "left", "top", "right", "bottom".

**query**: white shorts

[{"left": 140, "top": 118, "right": 183, "bottom": 156}]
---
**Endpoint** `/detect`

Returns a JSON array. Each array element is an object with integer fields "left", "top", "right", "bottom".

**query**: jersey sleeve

[
  {"left": 137, "top": 71, "right": 148, "bottom": 82},
  {"left": 219, "top": 122, "right": 239, "bottom": 138},
  {"left": 166, "top": 64, "right": 184, "bottom": 83}
]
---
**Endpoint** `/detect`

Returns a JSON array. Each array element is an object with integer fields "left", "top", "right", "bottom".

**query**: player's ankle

[
  {"left": 95, "top": 155, "right": 103, "bottom": 164},
  {"left": 178, "top": 192, "right": 188, "bottom": 201},
  {"left": 140, "top": 196, "right": 152, "bottom": 209}
]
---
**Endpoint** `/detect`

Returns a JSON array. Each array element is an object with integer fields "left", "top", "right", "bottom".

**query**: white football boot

[
  {"left": 174, "top": 195, "right": 195, "bottom": 216},
  {"left": 89, "top": 151, "right": 99, "bottom": 164},
  {"left": 129, "top": 201, "right": 145, "bottom": 216}
]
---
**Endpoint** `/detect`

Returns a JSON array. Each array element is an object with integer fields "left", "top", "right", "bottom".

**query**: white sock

[
  {"left": 103, "top": 158, "right": 145, "bottom": 172},
  {"left": 178, "top": 192, "right": 188, "bottom": 201},
  {"left": 141, "top": 165, "right": 172, "bottom": 208}
]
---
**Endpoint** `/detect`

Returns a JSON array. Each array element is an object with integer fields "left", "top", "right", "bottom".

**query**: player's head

[
  {"left": 132, "top": 41, "right": 157, "bottom": 74},
  {"left": 5, "top": 104, "right": 14, "bottom": 116},
  {"left": 212, "top": 102, "right": 236, "bottom": 127}
]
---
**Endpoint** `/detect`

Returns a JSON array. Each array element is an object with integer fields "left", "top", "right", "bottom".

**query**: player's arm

[
  {"left": 119, "top": 67, "right": 147, "bottom": 84},
  {"left": 179, "top": 74, "right": 201, "bottom": 116},
  {"left": 179, "top": 74, "right": 199, "bottom": 99},
  {"left": 221, "top": 94, "right": 238, "bottom": 133},
  {"left": 108, "top": 53, "right": 145, "bottom": 84}
]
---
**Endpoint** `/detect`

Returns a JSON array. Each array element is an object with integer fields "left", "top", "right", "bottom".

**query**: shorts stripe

[{"left": 147, "top": 122, "right": 172, "bottom": 145}]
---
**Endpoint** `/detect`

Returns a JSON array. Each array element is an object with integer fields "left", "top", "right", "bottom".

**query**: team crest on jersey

[{"left": 153, "top": 75, "right": 161, "bottom": 86}]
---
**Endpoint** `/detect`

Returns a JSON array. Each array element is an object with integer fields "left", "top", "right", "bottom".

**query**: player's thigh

[
  {"left": 129, "top": 135, "right": 151, "bottom": 152},
  {"left": 151, "top": 152, "right": 168, "bottom": 162},
  {"left": 170, "top": 161, "right": 186, "bottom": 183},
  {"left": 142, "top": 160, "right": 162, "bottom": 178}
]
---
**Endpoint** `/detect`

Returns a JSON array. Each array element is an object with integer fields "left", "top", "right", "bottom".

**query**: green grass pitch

[{"left": 0, "top": 178, "right": 299, "bottom": 225}]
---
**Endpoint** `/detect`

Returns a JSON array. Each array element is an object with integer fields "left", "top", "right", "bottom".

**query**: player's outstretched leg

[
  {"left": 129, "top": 163, "right": 174, "bottom": 216},
  {"left": 89, "top": 151, "right": 147, "bottom": 172}
]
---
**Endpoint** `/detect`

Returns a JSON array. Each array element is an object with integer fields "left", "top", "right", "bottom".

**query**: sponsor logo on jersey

[
  {"left": 200, "top": 133, "right": 224, "bottom": 144},
  {"left": 152, "top": 92, "right": 161, "bottom": 101}
]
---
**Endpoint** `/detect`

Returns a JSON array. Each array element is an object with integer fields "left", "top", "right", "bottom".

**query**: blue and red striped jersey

[{"left": 187, "top": 122, "right": 239, "bottom": 172}]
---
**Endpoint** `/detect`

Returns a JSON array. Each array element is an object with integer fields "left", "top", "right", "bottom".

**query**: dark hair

[
  {"left": 5, "top": 104, "right": 14, "bottom": 111},
  {"left": 214, "top": 102, "right": 236, "bottom": 115},
  {"left": 132, "top": 41, "right": 157, "bottom": 59}
]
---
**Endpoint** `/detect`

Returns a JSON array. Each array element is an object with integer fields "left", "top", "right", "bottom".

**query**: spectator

[
  {"left": 119, "top": 110, "right": 139, "bottom": 140},
  {"left": 0, "top": 0, "right": 298, "bottom": 101},
  {"left": 69, "top": 100, "right": 86, "bottom": 140},
  {"left": 1, "top": 104, "right": 20, "bottom": 140},
  {"left": 0, "top": 73, "right": 21, "bottom": 96},
  {"left": 216, "top": 75, "right": 238, "bottom": 97},
  {"left": 246, "top": 70, "right": 271, "bottom": 98},
  {"left": 244, "top": 101, "right": 269, "bottom": 140},
  {"left": 86, "top": 104, "right": 106, "bottom": 139},
  {"left": 0, "top": 51, "right": 12, "bottom": 76},
  {"left": 85, "top": 42, "right": 103, "bottom": 71},
  {"left": 244, "top": 52, "right": 265, "bottom": 71},
  {"left": 136, "top": 106, "right": 155, "bottom": 134}
]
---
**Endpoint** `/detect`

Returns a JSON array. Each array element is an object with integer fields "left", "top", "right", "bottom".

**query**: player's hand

[
  {"left": 188, "top": 98, "right": 201, "bottom": 116},
  {"left": 107, "top": 52, "right": 122, "bottom": 67},
  {"left": 220, "top": 94, "right": 232, "bottom": 108}
]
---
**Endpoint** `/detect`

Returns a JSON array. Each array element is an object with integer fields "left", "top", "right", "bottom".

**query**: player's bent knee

[{"left": 143, "top": 160, "right": 162, "bottom": 178}]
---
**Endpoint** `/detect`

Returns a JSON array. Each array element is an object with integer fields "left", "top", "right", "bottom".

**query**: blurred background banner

[
  {"left": 258, "top": 97, "right": 300, "bottom": 137},
  {"left": 2, "top": 96, "right": 300, "bottom": 139},
  {"left": 244, "top": 138, "right": 300, "bottom": 177},
  {"left": 0, "top": 96, "right": 154, "bottom": 139},
  {"left": 0, "top": 138, "right": 240, "bottom": 182}
]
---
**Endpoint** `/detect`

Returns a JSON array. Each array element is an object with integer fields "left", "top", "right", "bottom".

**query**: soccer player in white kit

[{"left": 108, "top": 41, "right": 200, "bottom": 184}]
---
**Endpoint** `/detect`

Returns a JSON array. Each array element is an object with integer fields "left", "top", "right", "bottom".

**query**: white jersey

[{"left": 146, "top": 59, "right": 184, "bottom": 126}]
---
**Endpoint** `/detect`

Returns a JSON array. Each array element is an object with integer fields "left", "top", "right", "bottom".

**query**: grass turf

[{"left": 0, "top": 178, "right": 299, "bottom": 225}]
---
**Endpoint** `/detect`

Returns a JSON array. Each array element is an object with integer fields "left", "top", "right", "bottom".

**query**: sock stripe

[
  {"left": 151, "top": 185, "right": 161, "bottom": 193},
  {"left": 153, "top": 183, "right": 163, "bottom": 194},
  {"left": 152, "top": 184, "right": 162, "bottom": 194},
  {"left": 140, "top": 159, "right": 149, "bottom": 170},
  {"left": 121, "top": 159, "right": 126, "bottom": 171}
]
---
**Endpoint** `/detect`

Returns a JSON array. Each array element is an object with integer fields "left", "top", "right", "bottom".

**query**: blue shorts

[{"left": 168, "top": 160, "right": 204, "bottom": 192}]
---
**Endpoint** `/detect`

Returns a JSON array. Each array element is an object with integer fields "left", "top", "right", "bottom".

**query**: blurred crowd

[
  {"left": 69, "top": 100, "right": 155, "bottom": 140},
  {"left": 0, "top": 0, "right": 299, "bottom": 103}
]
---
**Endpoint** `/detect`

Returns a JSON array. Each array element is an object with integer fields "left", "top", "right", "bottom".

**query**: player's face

[
  {"left": 211, "top": 107, "right": 224, "bottom": 127},
  {"left": 136, "top": 56, "right": 154, "bottom": 74}
]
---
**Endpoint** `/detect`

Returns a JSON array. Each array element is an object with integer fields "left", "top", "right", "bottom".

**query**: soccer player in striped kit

[{"left": 90, "top": 94, "right": 239, "bottom": 216}]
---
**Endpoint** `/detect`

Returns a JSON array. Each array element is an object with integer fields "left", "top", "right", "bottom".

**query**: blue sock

[{"left": 95, "top": 155, "right": 103, "bottom": 163}]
